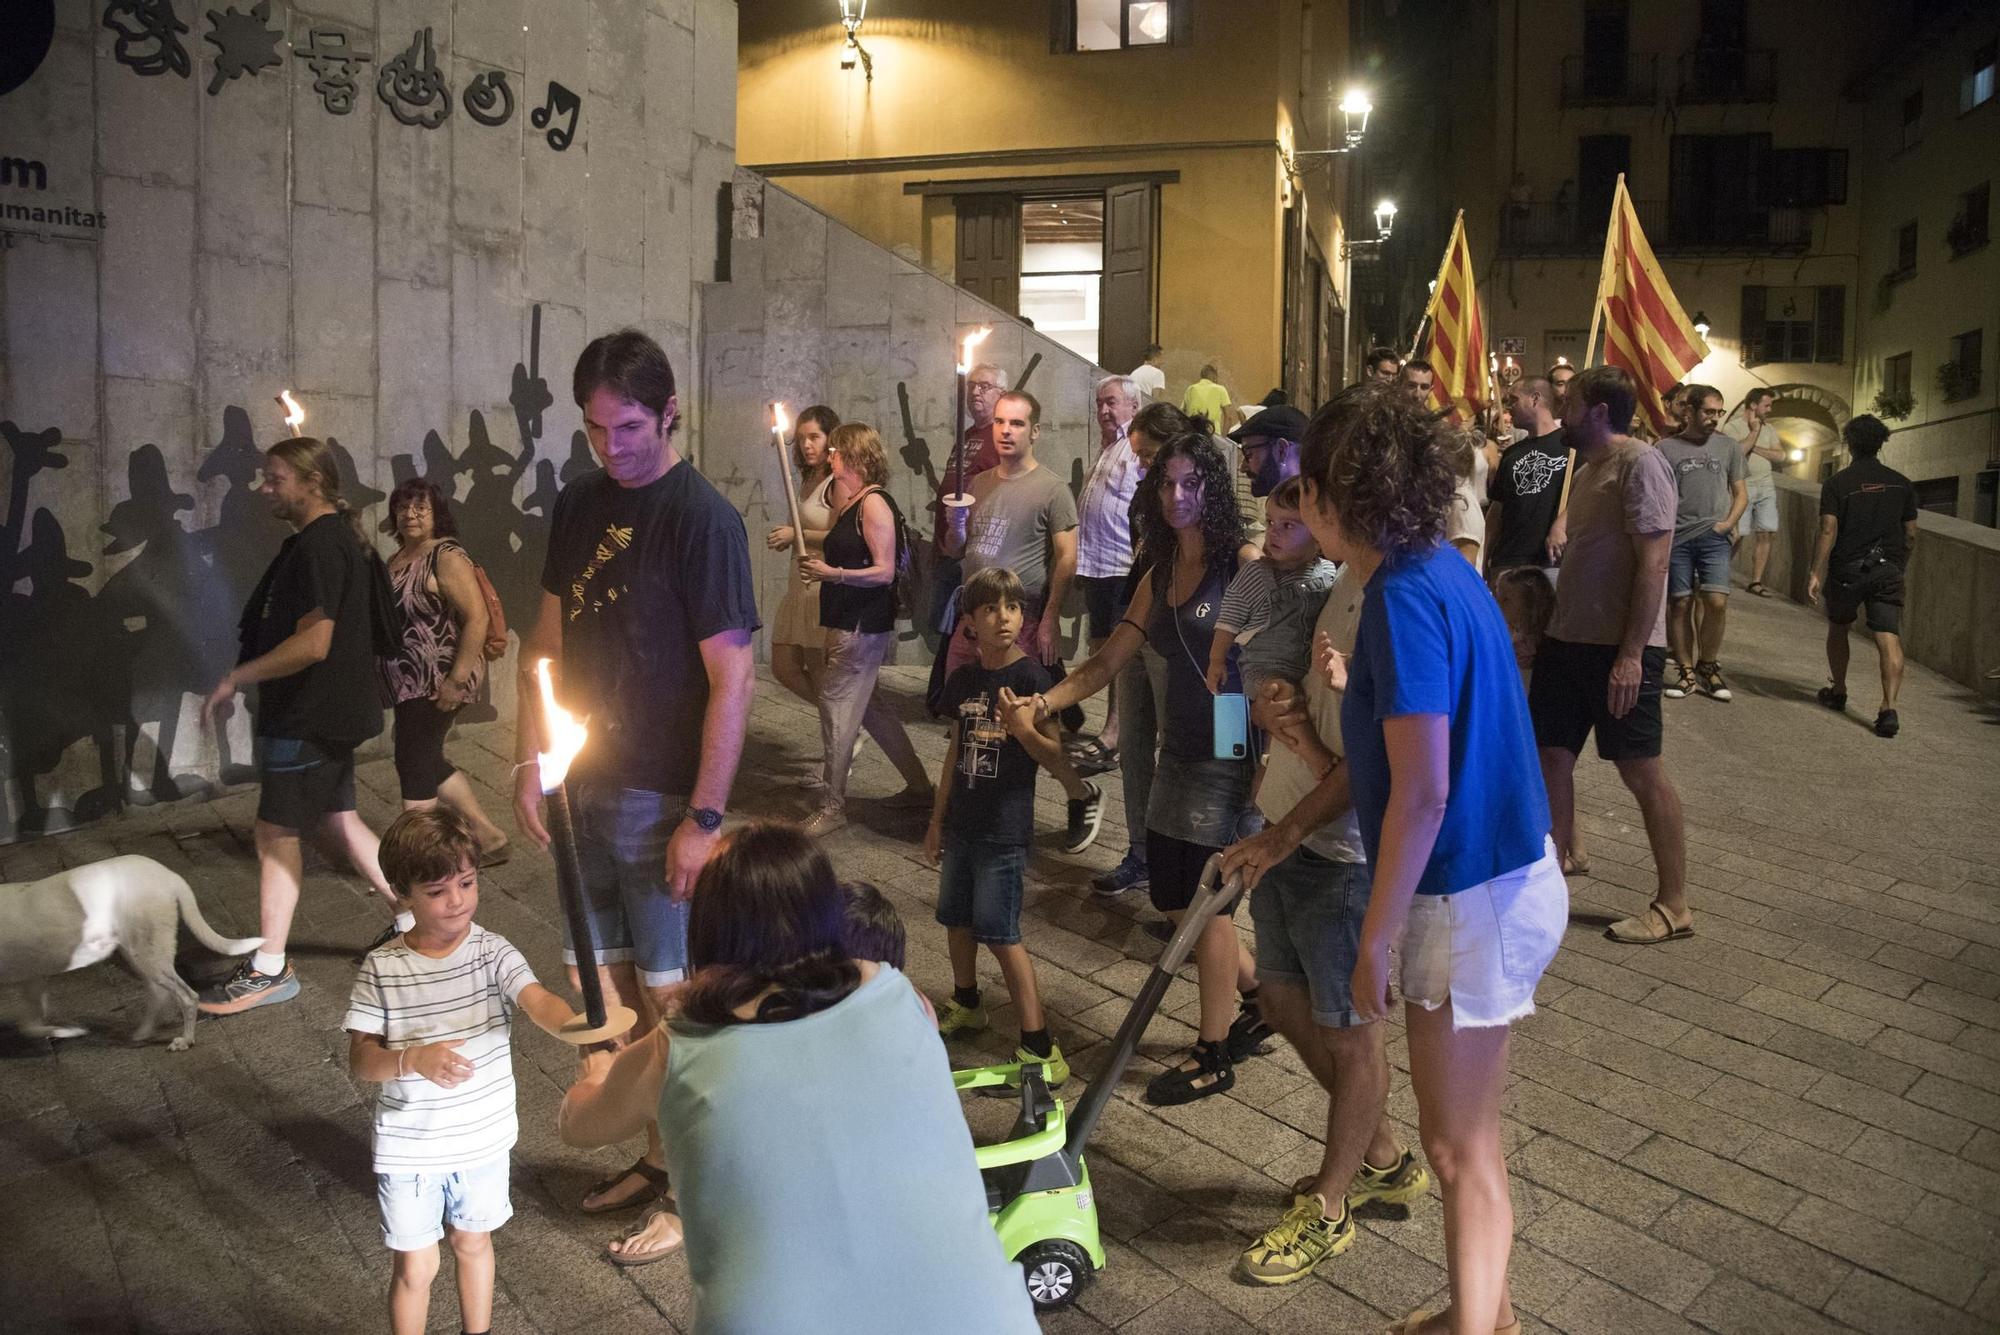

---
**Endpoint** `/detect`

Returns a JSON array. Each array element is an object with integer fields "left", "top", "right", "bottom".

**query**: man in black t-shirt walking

[
  {"left": 1809, "top": 415, "right": 1919, "bottom": 738},
  {"left": 515, "top": 329, "right": 758, "bottom": 1257},
  {"left": 199, "top": 437, "right": 397, "bottom": 1016},
  {"left": 1486, "top": 376, "right": 1572, "bottom": 575}
]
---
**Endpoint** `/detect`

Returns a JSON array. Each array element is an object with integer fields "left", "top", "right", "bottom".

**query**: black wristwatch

[{"left": 685, "top": 805, "right": 724, "bottom": 833}]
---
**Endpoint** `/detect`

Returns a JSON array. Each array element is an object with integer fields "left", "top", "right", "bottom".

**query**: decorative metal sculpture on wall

[
  {"left": 86, "top": 1, "right": 584, "bottom": 150},
  {"left": 201, "top": 1, "right": 281, "bottom": 96},
  {"left": 377, "top": 27, "right": 451, "bottom": 128},
  {"left": 463, "top": 69, "right": 515, "bottom": 127},
  {"left": 102, "top": 0, "right": 190, "bottom": 80},
  {"left": 531, "top": 81, "right": 581, "bottom": 151},
  {"left": 299, "top": 28, "right": 370, "bottom": 115}
]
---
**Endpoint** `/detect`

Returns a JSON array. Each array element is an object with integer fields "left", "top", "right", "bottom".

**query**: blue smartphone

[{"left": 1212, "top": 692, "right": 1250, "bottom": 761}]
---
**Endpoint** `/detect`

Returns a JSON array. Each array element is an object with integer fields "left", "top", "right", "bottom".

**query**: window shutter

[
  {"left": 954, "top": 197, "right": 1020, "bottom": 313},
  {"left": 1101, "top": 182, "right": 1156, "bottom": 376},
  {"left": 1814, "top": 284, "right": 1845, "bottom": 364},
  {"left": 1740, "top": 285, "right": 1767, "bottom": 367},
  {"left": 1170, "top": 0, "right": 1195, "bottom": 46},
  {"left": 1050, "top": 0, "right": 1076, "bottom": 53}
]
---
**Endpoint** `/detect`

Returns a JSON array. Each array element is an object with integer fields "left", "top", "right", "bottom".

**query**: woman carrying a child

[
  {"left": 558, "top": 822, "right": 1036, "bottom": 1334},
  {"left": 1008, "top": 432, "right": 1267, "bottom": 1105},
  {"left": 1302, "top": 380, "right": 1566, "bottom": 1335}
]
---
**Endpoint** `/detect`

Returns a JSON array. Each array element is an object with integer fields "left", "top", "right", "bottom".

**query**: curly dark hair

[
  {"left": 1138, "top": 431, "right": 1246, "bottom": 579},
  {"left": 1298, "top": 380, "right": 1456, "bottom": 559}
]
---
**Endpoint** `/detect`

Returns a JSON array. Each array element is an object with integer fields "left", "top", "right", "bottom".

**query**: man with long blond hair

[{"left": 199, "top": 435, "right": 400, "bottom": 1015}]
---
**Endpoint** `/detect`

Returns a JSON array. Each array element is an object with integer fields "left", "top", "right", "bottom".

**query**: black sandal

[
  {"left": 1144, "top": 1039, "right": 1234, "bottom": 1106},
  {"left": 1225, "top": 992, "right": 1274, "bottom": 1062},
  {"left": 580, "top": 1158, "right": 672, "bottom": 1214}
]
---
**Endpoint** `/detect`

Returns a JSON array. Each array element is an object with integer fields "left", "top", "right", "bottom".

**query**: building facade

[
  {"left": 1449, "top": 0, "right": 1872, "bottom": 476},
  {"left": 1846, "top": 6, "right": 1999, "bottom": 522},
  {"left": 737, "top": 0, "right": 1368, "bottom": 411}
]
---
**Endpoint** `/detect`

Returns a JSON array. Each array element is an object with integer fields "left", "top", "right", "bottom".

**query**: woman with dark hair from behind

[
  {"left": 558, "top": 822, "right": 1036, "bottom": 1333},
  {"left": 1299, "top": 381, "right": 1566, "bottom": 1335},
  {"left": 1009, "top": 431, "right": 1271, "bottom": 1104},
  {"left": 377, "top": 478, "right": 512, "bottom": 884},
  {"left": 764, "top": 405, "right": 841, "bottom": 725}
]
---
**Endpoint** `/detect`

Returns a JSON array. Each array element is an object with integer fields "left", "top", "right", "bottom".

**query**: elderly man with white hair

[{"left": 1066, "top": 375, "right": 1143, "bottom": 775}]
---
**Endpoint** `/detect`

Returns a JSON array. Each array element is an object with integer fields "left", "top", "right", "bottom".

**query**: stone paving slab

[{"left": 4, "top": 590, "right": 2000, "bottom": 1332}]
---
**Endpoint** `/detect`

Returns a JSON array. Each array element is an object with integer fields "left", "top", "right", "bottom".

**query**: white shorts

[
  {"left": 1400, "top": 838, "right": 1568, "bottom": 1029},
  {"left": 377, "top": 1154, "right": 513, "bottom": 1250},
  {"left": 1738, "top": 484, "right": 1779, "bottom": 535}
]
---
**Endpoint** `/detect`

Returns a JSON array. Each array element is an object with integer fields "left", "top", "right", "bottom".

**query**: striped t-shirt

[{"left": 344, "top": 925, "right": 534, "bottom": 1174}]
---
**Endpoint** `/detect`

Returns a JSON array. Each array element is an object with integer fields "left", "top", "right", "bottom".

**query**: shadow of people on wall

[
  {"left": 99, "top": 444, "right": 216, "bottom": 806},
  {"left": 193, "top": 405, "right": 288, "bottom": 783},
  {"left": 389, "top": 428, "right": 462, "bottom": 492},
  {"left": 1, "top": 509, "right": 124, "bottom": 834}
]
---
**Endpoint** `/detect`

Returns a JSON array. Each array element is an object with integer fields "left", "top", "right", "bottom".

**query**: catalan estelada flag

[
  {"left": 1419, "top": 211, "right": 1487, "bottom": 423},
  {"left": 1592, "top": 175, "right": 1711, "bottom": 434}
]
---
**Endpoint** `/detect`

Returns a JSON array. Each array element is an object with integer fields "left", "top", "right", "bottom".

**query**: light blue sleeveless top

[{"left": 658, "top": 964, "right": 1039, "bottom": 1335}]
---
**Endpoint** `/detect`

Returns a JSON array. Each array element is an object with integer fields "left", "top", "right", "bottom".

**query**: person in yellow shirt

[{"left": 1180, "top": 365, "right": 1240, "bottom": 434}]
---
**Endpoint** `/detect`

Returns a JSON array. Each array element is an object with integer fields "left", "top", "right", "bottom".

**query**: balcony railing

[
  {"left": 1497, "top": 198, "right": 1811, "bottom": 256},
  {"left": 1559, "top": 53, "right": 1660, "bottom": 107},
  {"left": 1677, "top": 47, "right": 1777, "bottom": 102}
]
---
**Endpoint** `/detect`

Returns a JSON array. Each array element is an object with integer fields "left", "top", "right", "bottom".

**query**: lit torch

[
  {"left": 771, "top": 402, "right": 808, "bottom": 583},
  {"left": 947, "top": 325, "right": 993, "bottom": 504},
  {"left": 277, "top": 390, "right": 304, "bottom": 437},
  {"left": 534, "top": 657, "right": 614, "bottom": 1036}
]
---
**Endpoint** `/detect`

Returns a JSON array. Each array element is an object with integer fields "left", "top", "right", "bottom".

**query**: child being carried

[{"left": 1206, "top": 476, "right": 1339, "bottom": 703}]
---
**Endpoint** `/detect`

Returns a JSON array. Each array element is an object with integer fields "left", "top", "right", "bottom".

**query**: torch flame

[
  {"left": 278, "top": 390, "right": 305, "bottom": 436},
  {"left": 534, "top": 657, "right": 588, "bottom": 792},
  {"left": 956, "top": 326, "right": 993, "bottom": 375},
  {"left": 771, "top": 401, "right": 790, "bottom": 435}
]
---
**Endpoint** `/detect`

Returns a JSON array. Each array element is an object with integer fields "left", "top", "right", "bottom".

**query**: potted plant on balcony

[
  {"left": 1873, "top": 388, "right": 1914, "bottom": 421},
  {"left": 1936, "top": 359, "right": 1980, "bottom": 403}
]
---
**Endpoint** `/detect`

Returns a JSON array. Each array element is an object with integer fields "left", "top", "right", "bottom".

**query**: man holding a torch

[{"left": 514, "top": 330, "right": 758, "bottom": 1262}]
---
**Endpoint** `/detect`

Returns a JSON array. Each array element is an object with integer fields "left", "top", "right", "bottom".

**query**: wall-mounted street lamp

[
  {"left": 839, "top": 0, "right": 873, "bottom": 80},
  {"left": 1292, "top": 88, "right": 1374, "bottom": 163},
  {"left": 1692, "top": 310, "right": 1712, "bottom": 337},
  {"left": 1341, "top": 199, "right": 1397, "bottom": 257}
]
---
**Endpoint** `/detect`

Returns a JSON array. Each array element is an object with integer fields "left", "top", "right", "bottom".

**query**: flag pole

[{"left": 1582, "top": 177, "right": 1624, "bottom": 367}]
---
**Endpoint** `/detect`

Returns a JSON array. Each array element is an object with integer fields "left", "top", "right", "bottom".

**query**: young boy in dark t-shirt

[{"left": 924, "top": 567, "right": 1069, "bottom": 1086}]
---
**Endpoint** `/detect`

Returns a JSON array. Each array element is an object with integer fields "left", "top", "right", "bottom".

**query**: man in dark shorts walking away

[
  {"left": 514, "top": 329, "right": 758, "bottom": 1262},
  {"left": 1530, "top": 366, "right": 1692, "bottom": 946},
  {"left": 199, "top": 437, "right": 399, "bottom": 1014},
  {"left": 1809, "top": 414, "right": 1918, "bottom": 738}
]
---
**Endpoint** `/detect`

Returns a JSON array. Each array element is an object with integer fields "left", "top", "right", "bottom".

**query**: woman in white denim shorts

[{"left": 1296, "top": 381, "right": 1569, "bottom": 1335}]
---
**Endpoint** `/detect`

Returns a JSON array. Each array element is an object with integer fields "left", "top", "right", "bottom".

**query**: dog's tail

[{"left": 170, "top": 872, "right": 264, "bottom": 956}]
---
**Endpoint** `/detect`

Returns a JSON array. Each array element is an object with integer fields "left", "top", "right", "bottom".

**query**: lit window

[
  {"left": 1018, "top": 198, "right": 1106, "bottom": 364},
  {"left": 1074, "top": 0, "right": 1172, "bottom": 51},
  {"left": 1965, "top": 41, "right": 1996, "bottom": 112}
]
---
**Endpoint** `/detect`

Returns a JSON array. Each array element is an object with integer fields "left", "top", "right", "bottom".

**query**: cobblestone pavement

[{"left": 4, "top": 589, "right": 2000, "bottom": 1334}]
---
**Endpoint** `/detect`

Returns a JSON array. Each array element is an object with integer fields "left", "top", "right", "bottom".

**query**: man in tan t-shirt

[{"left": 1527, "top": 366, "right": 1691, "bottom": 945}]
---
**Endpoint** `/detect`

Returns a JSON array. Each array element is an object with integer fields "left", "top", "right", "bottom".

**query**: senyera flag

[
  {"left": 1592, "top": 175, "right": 1711, "bottom": 434},
  {"left": 1419, "top": 211, "right": 1487, "bottom": 423}
]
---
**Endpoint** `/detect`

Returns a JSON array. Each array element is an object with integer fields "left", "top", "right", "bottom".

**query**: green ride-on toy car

[{"left": 952, "top": 857, "right": 1242, "bottom": 1312}]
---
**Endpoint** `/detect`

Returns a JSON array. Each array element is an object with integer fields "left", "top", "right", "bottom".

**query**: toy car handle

[{"left": 1155, "top": 855, "right": 1245, "bottom": 976}]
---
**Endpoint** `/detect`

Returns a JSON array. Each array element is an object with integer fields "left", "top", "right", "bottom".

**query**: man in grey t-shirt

[{"left": 1655, "top": 384, "right": 1746, "bottom": 701}]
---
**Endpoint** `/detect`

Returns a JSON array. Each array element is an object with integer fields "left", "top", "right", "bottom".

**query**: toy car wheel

[{"left": 1019, "top": 1240, "right": 1092, "bottom": 1310}]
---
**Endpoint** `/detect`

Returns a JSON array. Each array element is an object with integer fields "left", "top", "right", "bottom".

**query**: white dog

[{"left": 1, "top": 855, "right": 262, "bottom": 1051}]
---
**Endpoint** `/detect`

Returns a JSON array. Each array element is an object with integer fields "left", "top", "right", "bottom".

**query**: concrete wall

[
  {"left": 1734, "top": 476, "right": 2000, "bottom": 694},
  {"left": 700, "top": 175, "right": 1107, "bottom": 663},
  {"left": 0, "top": 0, "right": 737, "bottom": 841},
  {"left": 735, "top": 0, "right": 1355, "bottom": 404}
]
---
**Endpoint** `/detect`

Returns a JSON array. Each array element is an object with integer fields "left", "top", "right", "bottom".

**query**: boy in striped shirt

[{"left": 346, "top": 808, "right": 593, "bottom": 1335}]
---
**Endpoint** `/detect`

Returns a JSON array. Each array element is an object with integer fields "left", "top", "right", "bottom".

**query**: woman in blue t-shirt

[{"left": 1298, "top": 382, "right": 1566, "bottom": 1335}]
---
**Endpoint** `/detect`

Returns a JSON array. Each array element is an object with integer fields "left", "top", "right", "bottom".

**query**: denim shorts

[
  {"left": 935, "top": 832, "right": 1028, "bottom": 945},
  {"left": 1249, "top": 849, "right": 1372, "bottom": 1028},
  {"left": 377, "top": 1155, "right": 512, "bottom": 1251},
  {"left": 1669, "top": 528, "right": 1733, "bottom": 597},
  {"left": 566, "top": 784, "right": 690, "bottom": 987},
  {"left": 1401, "top": 837, "right": 1568, "bottom": 1030}
]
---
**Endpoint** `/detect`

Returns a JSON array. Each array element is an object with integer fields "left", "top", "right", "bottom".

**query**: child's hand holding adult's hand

[{"left": 411, "top": 1040, "right": 475, "bottom": 1088}]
